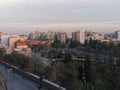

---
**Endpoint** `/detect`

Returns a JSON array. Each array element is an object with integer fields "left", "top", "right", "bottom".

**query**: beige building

[
  {"left": 14, "top": 38, "right": 31, "bottom": 56},
  {"left": 8, "top": 36, "right": 27, "bottom": 53},
  {"left": 92, "top": 32, "right": 104, "bottom": 40},
  {"left": 72, "top": 30, "right": 86, "bottom": 44},
  {"left": 72, "top": 31, "right": 79, "bottom": 41},
  {"left": 60, "top": 32, "right": 67, "bottom": 43}
]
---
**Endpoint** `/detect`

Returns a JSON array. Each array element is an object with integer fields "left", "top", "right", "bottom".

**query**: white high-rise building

[
  {"left": 56, "top": 32, "right": 67, "bottom": 43},
  {"left": 78, "top": 30, "right": 85, "bottom": 44}
]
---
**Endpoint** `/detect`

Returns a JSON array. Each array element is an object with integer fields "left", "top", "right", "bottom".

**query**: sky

[{"left": 0, "top": 0, "right": 120, "bottom": 34}]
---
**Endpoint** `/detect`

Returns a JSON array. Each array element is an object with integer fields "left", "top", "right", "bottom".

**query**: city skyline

[{"left": 0, "top": 0, "right": 120, "bottom": 34}]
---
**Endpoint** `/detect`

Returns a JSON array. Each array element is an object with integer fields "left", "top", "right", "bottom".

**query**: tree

[
  {"left": 44, "top": 66, "right": 52, "bottom": 79},
  {"left": 78, "top": 64, "right": 84, "bottom": 82},
  {"left": 105, "top": 56, "right": 120, "bottom": 90},
  {"left": 57, "top": 50, "right": 64, "bottom": 59},
  {"left": 30, "top": 59, "right": 45, "bottom": 75},
  {"left": 64, "top": 52, "right": 72, "bottom": 63},
  {"left": 84, "top": 54, "right": 93, "bottom": 82},
  {"left": 30, "top": 59, "right": 45, "bottom": 89},
  {"left": 70, "top": 40, "right": 80, "bottom": 48},
  {"left": 0, "top": 48, "right": 6, "bottom": 57},
  {"left": 18, "top": 55, "right": 30, "bottom": 70},
  {"left": 4, "top": 51, "right": 30, "bottom": 70},
  {"left": 48, "top": 50, "right": 59, "bottom": 59},
  {"left": 50, "top": 61, "right": 80, "bottom": 90},
  {"left": 84, "top": 40, "right": 88, "bottom": 47}
]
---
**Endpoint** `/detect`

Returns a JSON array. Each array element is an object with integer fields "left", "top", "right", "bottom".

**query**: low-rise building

[
  {"left": 92, "top": 32, "right": 105, "bottom": 40},
  {"left": 8, "top": 36, "right": 28, "bottom": 53},
  {"left": 27, "top": 40, "right": 52, "bottom": 48},
  {"left": 14, "top": 38, "right": 31, "bottom": 56}
]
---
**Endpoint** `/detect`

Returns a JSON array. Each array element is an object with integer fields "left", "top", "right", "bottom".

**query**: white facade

[{"left": 78, "top": 30, "right": 85, "bottom": 44}]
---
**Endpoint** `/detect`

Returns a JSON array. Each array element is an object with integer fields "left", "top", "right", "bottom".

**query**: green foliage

[
  {"left": 51, "top": 40, "right": 65, "bottom": 48},
  {"left": 30, "top": 59, "right": 45, "bottom": 76},
  {"left": 0, "top": 48, "right": 6, "bottom": 57},
  {"left": 48, "top": 50, "right": 65, "bottom": 59},
  {"left": 57, "top": 50, "right": 64, "bottom": 58},
  {"left": 2, "top": 39, "right": 120, "bottom": 90},
  {"left": 30, "top": 44, "right": 44, "bottom": 52},
  {"left": 48, "top": 50, "right": 59, "bottom": 58},
  {"left": 64, "top": 52, "right": 72, "bottom": 63},
  {"left": 70, "top": 40, "right": 80, "bottom": 48},
  {"left": 49, "top": 61, "right": 81, "bottom": 90},
  {"left": 85, "top": 39, "right": 118, "bottom": 56},
  {"left": 45, "top": 51, "right": 120, "bottom": 90},
  {"left": 44, "top": 66, "right": 52, "bottom": 79},
  {"left": 4, "top": 51, "right": 30, "bottom": 70},
  {"left": 84, "top": 54, "right": 93, "bottom": 82}
]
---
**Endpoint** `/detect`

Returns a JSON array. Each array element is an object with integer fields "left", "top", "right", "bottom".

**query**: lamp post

[{"left": 38, "top": 73, "right": 43, "bottom": 89}]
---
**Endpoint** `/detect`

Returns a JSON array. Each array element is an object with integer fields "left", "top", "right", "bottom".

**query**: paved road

[{"left": 0, "top": 65, "right": 47, "bottom": 90}]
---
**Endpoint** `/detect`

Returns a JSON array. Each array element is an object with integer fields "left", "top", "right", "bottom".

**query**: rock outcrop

[{"left": 0, "top": 72, "right": 7, "bottom": 90}]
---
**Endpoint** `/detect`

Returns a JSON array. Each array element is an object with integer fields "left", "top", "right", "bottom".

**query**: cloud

[
  {"left": 0, "top": 0, "right": 120, "bottom": 33},
  {"left": 0, "top": 0, "right": 105, "bottom": 5}
]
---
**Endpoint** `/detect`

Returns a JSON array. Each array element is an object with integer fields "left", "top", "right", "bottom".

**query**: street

[{"left": 0, "top": 64, "right": 47, "bottom": 90}]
